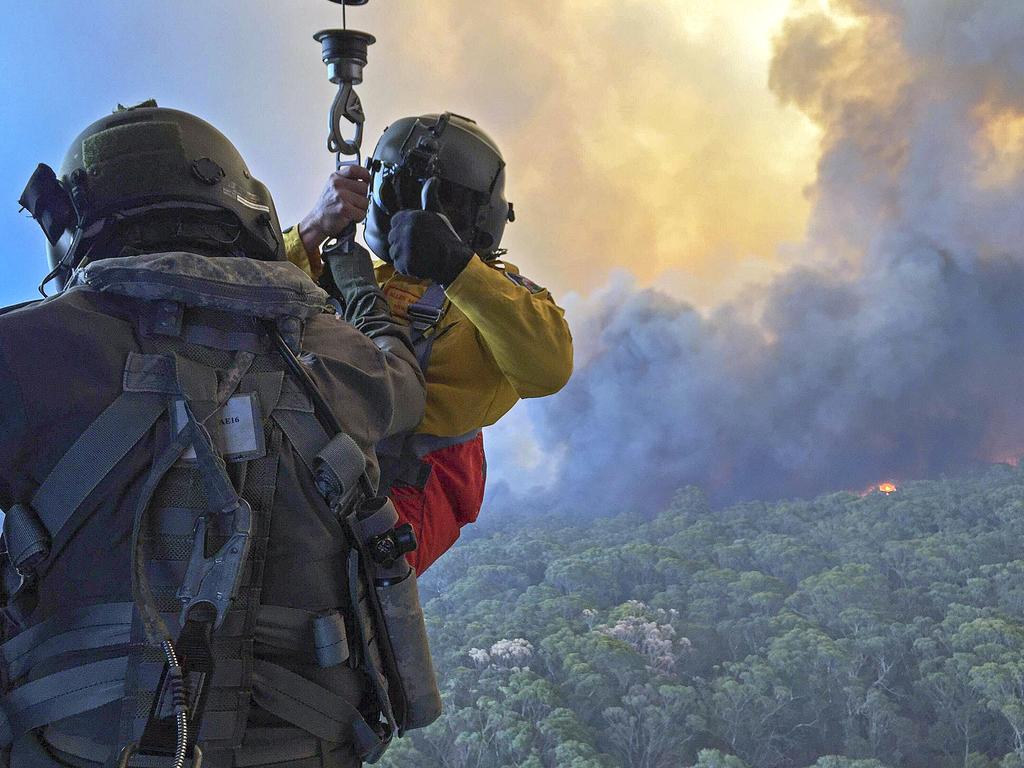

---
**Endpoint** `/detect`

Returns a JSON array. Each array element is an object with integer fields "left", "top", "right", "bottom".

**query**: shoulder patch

[{"left": 505, "top": 271, "right": 545, "bottom": 294}]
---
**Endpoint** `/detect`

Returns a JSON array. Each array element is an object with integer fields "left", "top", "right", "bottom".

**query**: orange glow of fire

[
  {"left": 855, "top": 480, "right": 899, "bottom": 497},
  {"left": 989, "top": 451, "right": 1022, "bottom": 468}
]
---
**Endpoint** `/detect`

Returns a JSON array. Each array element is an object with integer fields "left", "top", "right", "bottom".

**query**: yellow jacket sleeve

[
  {"left": 283, "top": 226, "right": 320, "bottom": 280},
  {"left": 444, "top": 256, "right": 573, "bottom": 398}
]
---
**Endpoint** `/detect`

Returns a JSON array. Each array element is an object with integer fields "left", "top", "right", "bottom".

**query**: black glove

[{"left": 387, "top": 209, "right": 474, "bottom": 286}]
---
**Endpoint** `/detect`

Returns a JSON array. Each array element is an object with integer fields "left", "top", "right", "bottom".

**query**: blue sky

[
  {"left": 0, "top": 1, "right": 359, "bottom": 305},
  {"left": 0, "top": 1, "right": 819, "bottom": 309}
]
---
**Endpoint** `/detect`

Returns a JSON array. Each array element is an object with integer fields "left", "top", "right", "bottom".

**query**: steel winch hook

[
  {"left": 327, "top": 82, "right": 365, "bottom": 166},
  {"left": 314, "top": 11, "right": 375, "bottom": 256},
  {"left": 314, "top": 27, "right": 375, "bottom": 168}
]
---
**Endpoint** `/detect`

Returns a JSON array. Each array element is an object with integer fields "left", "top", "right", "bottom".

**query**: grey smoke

[{"left": 483, "top": 0, "right": 1024, "bottom": 512}]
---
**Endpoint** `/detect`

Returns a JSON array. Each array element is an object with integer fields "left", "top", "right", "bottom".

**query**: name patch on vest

[{"left": 172, "top": 393, "right": 266, "bottom": 464}]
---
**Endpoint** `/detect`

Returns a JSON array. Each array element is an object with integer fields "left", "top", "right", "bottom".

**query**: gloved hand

[{"left": 387, "top": 209, "right": 474, "bottom": 286}]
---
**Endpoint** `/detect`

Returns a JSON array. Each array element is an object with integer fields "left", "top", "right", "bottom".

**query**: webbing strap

[
  {"left": 253, "top": 605, "right": 318, "bottom": 656},
  {"left": 406, "top": 429, "right": 481, "bottom": 458},
  {"left": 251, "top": 604, "right": 348, "bottom": 668},
  {"left": 348, "top": 500, "right": 399, "bottom": 547},
  {"left": 5, "top": 656, "right": 127, "bottom": 740},
  {"left": 376, "top": 283, "right": 460, "bottom": 494},
  {"left": 315, "top": 433, "right": 365, "bottom": 510},
  {"left": 1, "top": 602, "right": 133, "bottom": 680},
  {"left": 31, "top": 390, "right": 168, "bottom": 542},
  {"left": 42, "top": 725, "right": 322, "bottom": 767},
  {"left": 251, "top": 660, "right": 384, "bottom": 759},
  {"left": 182, "top": 323, "right": 265, "bottom": 355},
  {"left": 273, "top": 411, "right": 330, "bottom": 474},
  {"left": 406, "top": 283, "right": 447, "bottom": 341},
  {"left": 407, "top": 283, "right": 447, "bottom": 371}
]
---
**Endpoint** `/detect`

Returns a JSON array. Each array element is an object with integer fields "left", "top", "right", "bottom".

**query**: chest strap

[
  {"left": 405, "top": 282, "right": 447, "bottom": 369},
  {"left": 378, "top": 282, "right": 478, "bottom": 493}
]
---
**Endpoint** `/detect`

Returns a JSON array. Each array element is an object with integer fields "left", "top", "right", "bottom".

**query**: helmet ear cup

[{"left": 20, "top": 164, "right": 76, "bottom": 246}]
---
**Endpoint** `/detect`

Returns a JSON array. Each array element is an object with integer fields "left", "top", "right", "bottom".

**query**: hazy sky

[{"left": 0, "top": 0, "right": 820, "bottom": 308}]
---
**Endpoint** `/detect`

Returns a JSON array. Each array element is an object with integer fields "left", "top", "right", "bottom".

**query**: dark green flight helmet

[
  {"left": 365, "top": 112, "right": 515, "bottom": 262},
  {"left": 20, "top": 101, "right": 283, "bottom": 291}
]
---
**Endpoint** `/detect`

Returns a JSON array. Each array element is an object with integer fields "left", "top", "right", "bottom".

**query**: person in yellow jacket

[{"left": 285, "top": 112, "right": 573, "bottom": 573}]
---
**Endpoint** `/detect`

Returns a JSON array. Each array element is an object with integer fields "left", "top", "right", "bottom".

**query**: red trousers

[{"left": 390, "top": 432, "right": 487, "bottom": 575}]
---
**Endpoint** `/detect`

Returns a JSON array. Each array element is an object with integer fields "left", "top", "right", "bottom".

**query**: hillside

[{"left": 382, "top": 465, "right": 1024, "bottom": 768}]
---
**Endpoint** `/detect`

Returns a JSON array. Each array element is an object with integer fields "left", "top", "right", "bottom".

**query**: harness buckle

[{"left": 406, "top": 303, "right": 444, "bottom": 333}]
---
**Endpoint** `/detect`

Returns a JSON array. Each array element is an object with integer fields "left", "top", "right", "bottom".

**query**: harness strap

[
  {"left": 406, "top": 284, "right": 446, "bottom": 331},
  {"left": 376, "top": 428, "right": 481, "bottom": 492},
  {"left": 406, "top": 283, "right": 447, "bottom": 365},
  {"left": 379, "top": 282, "right": 481, "bottom": 493},
  {"left": 42, "top": 726, "right": 323, "bottom": 767},
  {"left": 2, "top": 351, "right": 204, "bottom": 583},
  {"left": 1, "top": 602, "right": 133, "bottom": 681},
  {"left": 0, "top": 358, "right": 171, "bottom": 631},
  {"left": 5, "top": 657, "right": 127, "bottom": 742},
  {"left": 251, "top": 660, "right": 384, "bottom": 761},
  {"left": 32, "top": 390, "right": 168, "bottom": 544},
  {"left": 273, "top": 410, "right": 330, "bottom": 474}
]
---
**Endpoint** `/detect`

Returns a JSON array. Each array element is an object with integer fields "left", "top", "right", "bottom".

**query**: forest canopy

[{"left": 383, "top": 465, "right": 1024, "bottom": 768}]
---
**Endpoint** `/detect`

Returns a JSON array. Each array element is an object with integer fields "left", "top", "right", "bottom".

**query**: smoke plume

[{"left": 485, "top": 0, "right": 1024, "bottom": 513}]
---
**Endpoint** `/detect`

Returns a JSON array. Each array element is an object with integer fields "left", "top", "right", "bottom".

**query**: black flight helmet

[
  {"left": 20, "top": 102, "right": 283, "bottom": 291},
  {"left": 365, "top": 112, "right": 515, "bottom": 262}
]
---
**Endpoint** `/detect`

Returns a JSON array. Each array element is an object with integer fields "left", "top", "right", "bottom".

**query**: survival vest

[{"left": 0, "top": 253, "right": 440, "bottom": 767}]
